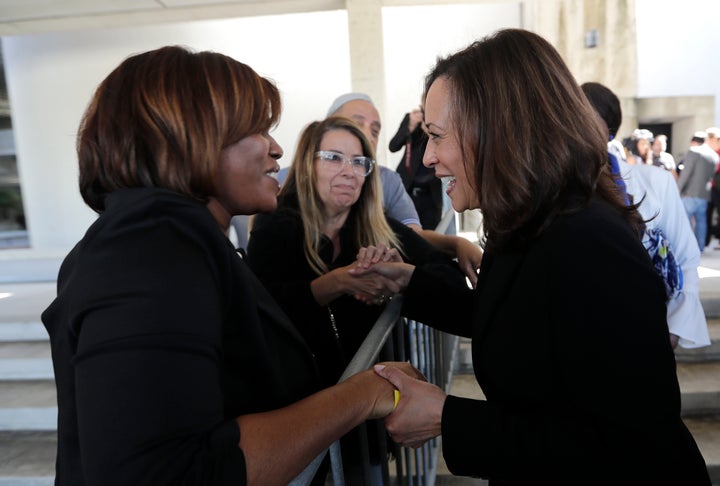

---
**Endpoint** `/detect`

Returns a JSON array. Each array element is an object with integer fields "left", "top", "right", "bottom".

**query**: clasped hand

[
  {"left": 349, "top": 244, "right": 416, "bottom": 305},
  {"left": 349, "top": 244, "right": 403, "bottom": 305}
]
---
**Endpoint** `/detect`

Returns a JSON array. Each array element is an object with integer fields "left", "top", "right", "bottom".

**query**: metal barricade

[{"left": 291, "top": 209, "right": 462, "bottom": 485}]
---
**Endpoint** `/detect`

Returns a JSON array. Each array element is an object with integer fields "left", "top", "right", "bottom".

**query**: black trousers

[{"left": 707, "top": 188, "right": 720, "bottom": 245}]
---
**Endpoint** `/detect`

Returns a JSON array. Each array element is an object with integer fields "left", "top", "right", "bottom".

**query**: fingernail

[{"left": 374, "top": 364, "right": 386, "bottom": 372}]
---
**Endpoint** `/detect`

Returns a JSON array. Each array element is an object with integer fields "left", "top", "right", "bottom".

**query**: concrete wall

[
  {"left": 4, "top": 0, "right": 720, "bottom": 255},
  {"left": 3, "top": 3, "right": 520, "bottom": 254}
]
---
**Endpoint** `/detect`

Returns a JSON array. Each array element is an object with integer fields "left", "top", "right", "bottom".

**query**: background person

[
  {"left": 390, "top": 105, "right": 443, "bottom": 230},
  {"left": 581, "top": 81, "right": 710, "bottom": 349},
  {"left": 41, "top": 45, "right": 410, "bottom": 486},
  {"left": 678, "top": 130, "right": 720, "bottom": 251},
  {"left": 651, "top": 133, "right": 678, "bottom": 178},
  {"left": 247, "top": 115, "right": 465, "bottom": 484},
  {"left": 704, "top": 127, "right": 720, "bottom": 246},
  {"left": 279, "top": 93, "right": 484, "bottom": 287},
  {"left": 626, "top": 128, "right": 654, "bottom": 165},
  {"left": 246, "top": 116, "right": 466, "bottom": 387},
  {"left": 364, "top": 29, "right": 709, "bottom": 484}
]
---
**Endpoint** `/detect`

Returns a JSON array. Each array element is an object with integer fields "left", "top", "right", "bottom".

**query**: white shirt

[{"left": 620, "top": 160, "right": 710, "bottom": 348}]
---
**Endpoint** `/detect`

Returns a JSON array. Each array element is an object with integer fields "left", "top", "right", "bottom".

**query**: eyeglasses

[{"left": 315, "top": 150, "right": 375, "bottom": 177}]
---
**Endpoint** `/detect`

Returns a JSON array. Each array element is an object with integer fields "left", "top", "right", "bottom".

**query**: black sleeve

[
  {"left": 72, "top": 216, "right": 247, "bottom": 484},
  {"left": 390, "top": 218, "right": 474, "bottom": 336},
  {"left": 388, "top": 113, "right": 411, "bottom": 152}
]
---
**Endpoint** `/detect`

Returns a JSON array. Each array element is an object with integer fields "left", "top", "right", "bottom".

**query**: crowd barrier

[{"left": 291, "top": 209, "right": 462, "bottom": 485}]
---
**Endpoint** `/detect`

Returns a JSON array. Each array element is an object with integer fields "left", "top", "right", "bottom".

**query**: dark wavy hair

[
  {"left": 581, "top": 82, "right": 622, "bottom": 139},
  {"left": 423, "top": 28, "right": 642, "bottom": 252},
  {"left": 77, "top": 45, "right": 281, "bottom": 212}
]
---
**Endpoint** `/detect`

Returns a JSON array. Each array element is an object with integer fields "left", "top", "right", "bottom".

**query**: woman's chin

[{"left": 450, "top": 198, "right": 467, "bottom": 213}]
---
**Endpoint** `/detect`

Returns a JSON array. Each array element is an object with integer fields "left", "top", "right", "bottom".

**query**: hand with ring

[{"left": 356, "top": 243, "right": 403, "bottom": 270}]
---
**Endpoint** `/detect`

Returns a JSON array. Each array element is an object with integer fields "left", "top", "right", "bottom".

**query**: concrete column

[
  {"left": 344, "top": 0, "right": 388, "bottom": 164},
  {"left": 345, "top": 0, "right": 385, "bottom": 106}
]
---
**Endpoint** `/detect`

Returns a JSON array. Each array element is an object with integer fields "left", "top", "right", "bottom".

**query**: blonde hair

[{"left": 280, "top": 116, "right": 401, "bottom": 275}]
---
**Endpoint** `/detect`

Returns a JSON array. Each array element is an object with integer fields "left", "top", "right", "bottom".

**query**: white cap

[
  {"left": 694, "top": 130, "right": 708, "bottom": 140},
  {"left": 706, "top": 127, "right": 720, "bottom": 138},
  {"left": 632, "top": 128, "right": 654, "bottom": 140},
  {"left": 327, "top": 92, "right": 375, "bottom": 117}
]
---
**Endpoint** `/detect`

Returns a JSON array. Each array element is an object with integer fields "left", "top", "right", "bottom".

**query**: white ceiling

[
  {"left": 0, "top": 0, "right": 488, "bottom": 36},
  {"left": 0, "top": 0, "right": 345, "bottom": 36}
]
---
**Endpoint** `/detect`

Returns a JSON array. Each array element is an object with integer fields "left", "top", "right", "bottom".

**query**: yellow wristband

[{"left": 393, "top": 389, "right": 401, "bottom": 411}]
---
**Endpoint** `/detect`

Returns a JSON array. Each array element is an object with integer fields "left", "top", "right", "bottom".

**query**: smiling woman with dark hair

[
  {"left": 359, "top": 29, "right": 710, "bottom": 484},
  {"left": 42, "top": 45, "right": 415, "bottom": 486}
]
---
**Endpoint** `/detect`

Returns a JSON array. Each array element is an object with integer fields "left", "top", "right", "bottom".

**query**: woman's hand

[
  {"left": 350, "top": 262, "right": 415, "bottom": 295},
  {"left": 350, "top": 362, "right": 426, "bottom": 420},
  {"left": 356, "top": 244, "right": 403, "bottom": 269},
  {"left": 454, "top": 238, "right": 483, "bottom": 288},
  {"left": 374, "top": 363, "right": 446, "bottom": 449},
  {"left": 311, "top": 264, "right": 398, "bottom": 306}
]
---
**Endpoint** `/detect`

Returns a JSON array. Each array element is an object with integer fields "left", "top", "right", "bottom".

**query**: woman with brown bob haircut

[
  {"left": 361, "top": 29, "right": 710, "bottom": 484},
  {"left": 43, "top": 45, "right": 418, "bottom": 485}
]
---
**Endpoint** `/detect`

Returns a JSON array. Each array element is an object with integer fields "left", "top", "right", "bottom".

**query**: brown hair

[
  {"left": 280, "top": 116, "right": 401, "bottom": 275},
  {"left": 77, "top": 45, "right": 281, "bottom": 212},
  {"left": 424, "top": 29, "right": 641, "bottom": 251}
]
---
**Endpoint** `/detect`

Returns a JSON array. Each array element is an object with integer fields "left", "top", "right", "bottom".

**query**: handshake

[
  {"left": 346, "top": 244, "right": 416, "bottom": 306},
  {"left": 357, "top": 360, "right": 447, "bottom": 450}
]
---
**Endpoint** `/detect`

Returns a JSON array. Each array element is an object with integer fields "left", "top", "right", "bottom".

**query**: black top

[
  {"left": 390, "top": 112, "right": 443, "bottom": 228},
  {"left": 246, "top": 193, "right": 467, "bottom": 386},
  {"left": 401, "top": 198, "right": 710, "bottom": 485},
  {"left": 42, "top": 188, "right": 319, "bottom": 485}
]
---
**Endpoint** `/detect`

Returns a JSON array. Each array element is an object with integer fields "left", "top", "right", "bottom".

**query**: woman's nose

[
  {"left": 422, "top": 144, "right": 436, "bottom": 168},
  {"left": 339, "top": 159, "right": 355, "bottom": 176},
  {"left": 268, "top": 135, "right": 283, "bottom": 160}
]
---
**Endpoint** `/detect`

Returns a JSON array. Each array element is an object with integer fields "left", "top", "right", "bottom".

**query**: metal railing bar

[
  {"left": 293, "top": 297, "right": 404, "bottom": 485},
  {"left": 338, "top": 296, "right": 404, "bottom": 381}
]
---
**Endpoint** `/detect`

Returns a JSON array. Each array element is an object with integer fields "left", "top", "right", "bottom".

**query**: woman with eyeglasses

[{"left": 246, "top": 116, "right": 466, "bottom": 388}]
